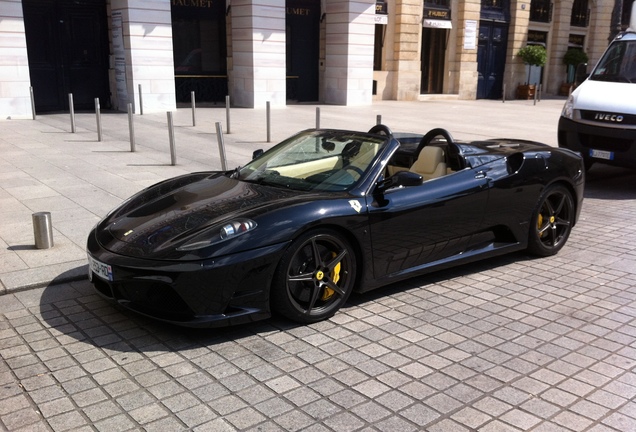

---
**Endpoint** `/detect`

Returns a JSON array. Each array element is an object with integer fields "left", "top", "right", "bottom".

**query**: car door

[{"left": 367, "top": 167, "right": 491, "bottom": 280}]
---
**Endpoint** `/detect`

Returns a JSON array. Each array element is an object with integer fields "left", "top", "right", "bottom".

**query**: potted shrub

[
  {"left": 516, "top": 45, "right": 547, "bottom": 99},
  {"left": 560, "top": 48, "right": 589, "bottom": 95}
]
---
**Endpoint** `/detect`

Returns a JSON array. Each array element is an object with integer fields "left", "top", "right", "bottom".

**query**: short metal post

[
  {"left": 266, "top": 101, "right": 271, "bottom": 143},
  {"left": 127, "top": 103, "right": 136, "bottom": 152},
  {"left": 215, "top": 122, "right": 228, "bottom": 171},
  {"left": 316, "top": 107, "right": 321, "bottom": 129},
  {"left": 138, "top": 84, "right": 144, "bottom": 115},
  {"left": 376, "top": 114, "right": 382, "bottom": 125},
  {"left": 95, "top": 98, "right": 103, "bottom": 141},
  {"left": 533, "top": 85, "right": 538, "bottom": 106},
  {"left": 29, "top": 86, "right": 36, "bottom": 120},
  {"left": 167, "top": 111, "right": 176, "bottom": 165},
  {"left": 32, "top": 212, "right": 53, "bottom": 249},
  {"left": 225, "top": 95, "right": 231, "bottom": 134},
  {"left": 68, "top": 93, "right": 76, "bottom": 133},
  {"left": 191, "top": 91, "right": 196, "bottom": 126},
  {"left": 502, "top": 84, "right": 506, "bottom": 103}
]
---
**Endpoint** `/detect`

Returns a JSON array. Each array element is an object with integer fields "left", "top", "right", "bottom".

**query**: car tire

[
  {"left": 527, "top": 184, "right": 575, "bottom": 257},
  {"left": 271, "top": 229, "right": 356, "bottom": 323}
]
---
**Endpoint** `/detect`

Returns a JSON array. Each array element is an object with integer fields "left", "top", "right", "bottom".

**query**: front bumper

[
  {"left": 558, "top": 117, "right": 636, "bottom": 169},
  {"left": 86, "top": 229, "right": 289, "bottom": 327}
]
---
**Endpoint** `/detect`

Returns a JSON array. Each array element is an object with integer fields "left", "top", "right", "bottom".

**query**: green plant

[
  {"left": 517, "top": 45, "right": 547, "bottom": 85},
  {"left": 563, "top": 48, "right": 588, "bottom": 66}
]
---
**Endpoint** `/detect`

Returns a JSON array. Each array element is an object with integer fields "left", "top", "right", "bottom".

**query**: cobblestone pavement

[
  {"left": 1, "top": 100, "right": 636, "bottom": 431},
  {"left": 1, "top": 165, "right": 635, "bottom": 431}
]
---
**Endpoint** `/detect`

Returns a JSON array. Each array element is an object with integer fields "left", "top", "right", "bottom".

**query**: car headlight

[
  {"left": 561, "top": 95, "right": 575, "bottom": 119},
  {"left": 176, "top": 218, "right": 257, "bottom": 251}
]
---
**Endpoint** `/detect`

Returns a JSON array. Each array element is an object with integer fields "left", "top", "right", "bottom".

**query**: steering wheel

[
  {"left": 343, "top": 165, "right": 364, "bottom": 177},
  {"left": 368, "top": 124, "right": 393, "bottom": 136}
]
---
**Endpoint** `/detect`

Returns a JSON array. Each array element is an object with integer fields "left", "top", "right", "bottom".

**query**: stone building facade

[{"left": 0, "top": 0, "right": 628, "bottom": 119}]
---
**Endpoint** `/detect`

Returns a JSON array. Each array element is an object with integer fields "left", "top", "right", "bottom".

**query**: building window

[
  {"left": 481, "top": 0, "right": 510, "bottom": 22},
  {"left": 570, "top": 0, "right": 589, "bottom": 28},
  {"left": 374, "top": 25, "right": 384, "bottom": 71},
  {"left": 424, "top": 0, "right": 450, "bottom": 6},
  {"left": 530, "top": 0, "right": 552, "bottom": 23}
]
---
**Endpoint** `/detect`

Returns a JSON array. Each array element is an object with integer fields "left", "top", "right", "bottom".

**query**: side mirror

[
  {"left": 252, "top": 149, "right": 264, "bottom": 160},
  {"left": 575, "top": 63, "right": 588, "bottom": 86},
  {"left": 377, "top": 171, "right": 423, "bottom": 191}
]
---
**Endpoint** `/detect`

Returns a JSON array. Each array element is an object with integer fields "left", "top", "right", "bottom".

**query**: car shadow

[
  {"left": 584, "top": 165, "right": 636, "bottom": 200},
  {"left": 37, "top": 268, "right": 307, "bottom": 355}
]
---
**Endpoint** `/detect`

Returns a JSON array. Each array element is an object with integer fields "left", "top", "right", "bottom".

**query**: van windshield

[{"left": 590, "top": 39, "right": 636, "bottom": 83}]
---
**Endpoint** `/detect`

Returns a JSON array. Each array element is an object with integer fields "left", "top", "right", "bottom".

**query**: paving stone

[{"left": 2, "top": 104, "right": 636, "bottom": 432}]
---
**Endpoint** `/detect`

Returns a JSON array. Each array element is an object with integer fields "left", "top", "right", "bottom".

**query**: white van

[{"left": 558, "top": 4, "right": 636, "bottom": 170}]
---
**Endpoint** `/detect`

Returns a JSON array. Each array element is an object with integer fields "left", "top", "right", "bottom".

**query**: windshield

[
  {"left": 236, "top": 130, "right": 387, "bottom": 191},
  {"left": 590, "top": 39, "right": 636, "bottom": 83}
]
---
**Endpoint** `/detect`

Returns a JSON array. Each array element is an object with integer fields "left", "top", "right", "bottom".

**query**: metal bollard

[
  {"left": 127, "top": 103, "right": 136, "bottom": 152},
  {"left": 376, "top": 114, "right": 382, "bottom": 125},
  {"left": 191, "top": 91, "right": 196, "bottom": 126},
  {"left": 225, "top": 95, "right": 231, "bottom": 134},
  {"left": 32, "top": 212, "right": 54, "bottom": 249},
  {"left": 95, "top": 98, "right": 102, "bottom": 141},
  {"left": 167, "top": 112, "right": 177, "bottom": 165},
  {"left": 138, "top": 84, "right": 144, "bottom": 115},
  {"left": 69, "top": 93, "right": 76, "bottom": 133},
  {"left": 215, "top": 122, "right": 228, "bottom": 171},
  {"left": 266, "top": 101, "right": 271, "bottom": 143},
  {"left": 30, "top": 86, "right": 36, "bottom": 120},
  {"left": 316, "top": 107, "right": 320, "bottom": 129},
  {"left": 533, "top": 85, "right": 538, "bottom": 106}
]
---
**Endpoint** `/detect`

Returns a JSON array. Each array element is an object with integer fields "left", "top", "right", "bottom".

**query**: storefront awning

[{"left": 423, "top": 19, "right": 452, "bottom": 29}]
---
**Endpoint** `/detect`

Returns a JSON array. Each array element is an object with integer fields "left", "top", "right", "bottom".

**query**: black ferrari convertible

[{"left": 87, "top": 125, "right": 585, "bottom": 327}]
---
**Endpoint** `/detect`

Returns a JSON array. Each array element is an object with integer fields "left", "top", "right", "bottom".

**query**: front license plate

[
  {"left": 589, "top": 149, "right": 614, "bottom": 160},
  {"left": 88, "top": 255, "right": 113, "bottom": 282}
]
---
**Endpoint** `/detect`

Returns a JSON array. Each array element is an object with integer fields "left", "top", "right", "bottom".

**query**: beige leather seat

[{"left": 409, "top": 146, "right": 446, "bottom": 181}]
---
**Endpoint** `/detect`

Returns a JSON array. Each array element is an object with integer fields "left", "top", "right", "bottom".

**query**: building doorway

[
  {"left": 286, "top": 0, "right": 320, "bottom": 102},
  {"left": 171, "top": 1, "right": 227, "bottom": 103},
  {"left": 22, "top": 0, "right": 110, "bottom": 112},
  {"left": 476, "top": 21, "right": 508, "bottom": 99},
  {"left": 420, "top": 28, "right": 447, "bottom": 94}
]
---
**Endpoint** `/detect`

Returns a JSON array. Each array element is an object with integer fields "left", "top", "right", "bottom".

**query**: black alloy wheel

[
  {"left": 272, "top": 229, "right": 356, "bottom": 323},
  {"left": 527, "top": 184, "right": 575, "bottom": 256}
]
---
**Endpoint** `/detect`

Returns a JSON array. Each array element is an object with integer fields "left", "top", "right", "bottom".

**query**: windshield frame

[{"left": 236, "top": 129, "right": 390, "bottom": 193}]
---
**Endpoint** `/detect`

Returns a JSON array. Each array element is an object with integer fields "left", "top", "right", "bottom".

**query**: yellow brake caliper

[
  {"left": 321, "top": 252, "right": 340, "bottom": 301},
  {"left": 537, "top": 213, "right": 544, "bottom": 238}
]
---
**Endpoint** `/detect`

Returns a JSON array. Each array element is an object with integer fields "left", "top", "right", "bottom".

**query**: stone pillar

[
  {"left": 110, "top": 0, "right": 177, "bottom": 113},
  {"left": 324, "top": 0, "right": 375, "bottom": 105},
  {"left": 230, "top": 1, "right": 286, "bottom": 108},
  {"left": 0, "top": 0, "right": 32, "bottom": 119},
  {"left": 547, "top": 0, "right": 574, "bottom": 95},
  {"left": 505, "top": 0, "right": 531, "bottom": 98},
  {"left": 391, "top": 0, "right": 422, "bottom": 100},
  {"left": 454, "top": 0, "right": 480, "bottom": 100}
]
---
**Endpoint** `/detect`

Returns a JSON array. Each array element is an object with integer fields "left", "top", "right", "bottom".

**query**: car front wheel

[
  {"left": 527, "top": 184, "right": 575, "bottom": 257},
  {"left": 272, "top": 229, "right": 356, "bottom": 323}
]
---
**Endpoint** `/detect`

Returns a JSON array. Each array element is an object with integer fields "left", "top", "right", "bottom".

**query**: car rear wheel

[
  {"left": 272, "top": 229, "right": 356, "bottom": 323},
  {"left": 527, "top": 184, "right": 574, "bottom": 256}
]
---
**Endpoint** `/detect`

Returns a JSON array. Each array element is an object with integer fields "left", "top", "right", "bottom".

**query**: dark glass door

[
  {"left": 421, "top": 28, "right": 447, "bottom": 94},
  {"left": 22, "top": 0, "right": 109, "bottom": 112},
  {"left": 286, "top": 0, "right": 320, "bottom": 102},
  {"left": 477, "top": 21, "right": 508, "bottom": 99}
]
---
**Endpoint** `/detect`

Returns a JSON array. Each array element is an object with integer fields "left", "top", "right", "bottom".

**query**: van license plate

[
  {"left": 88, "top": 255, "right": 113, "bottom": 282},
  {"left": 589, "top": 149, "right": 614, "bottom": 160}
]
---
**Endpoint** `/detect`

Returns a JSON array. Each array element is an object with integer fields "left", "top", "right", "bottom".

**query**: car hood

[
  {"left": 99, "top": 172, "right": 306, "bottom": 257},
  {"left": 573, "top": 80, "right": 636, "bottom": 114}
]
